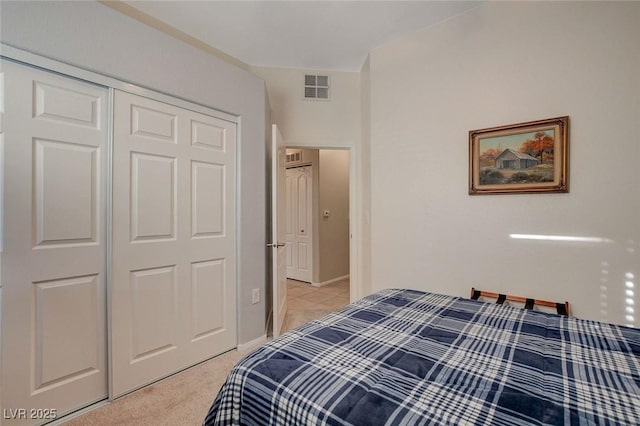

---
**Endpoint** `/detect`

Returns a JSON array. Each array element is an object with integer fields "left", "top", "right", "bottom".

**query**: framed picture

[{"left": 469, "top": 116, "right": 569, "bottom": 195}]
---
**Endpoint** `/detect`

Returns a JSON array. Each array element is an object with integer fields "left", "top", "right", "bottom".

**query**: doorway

[{"left": 284, "top": 148, "right": 350, "bottom": 288}]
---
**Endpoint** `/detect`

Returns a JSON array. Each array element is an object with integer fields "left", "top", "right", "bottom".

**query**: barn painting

[
  {"left": 478, "top": 129, "right": 555, "bottom": 169},
  {"left": 469, "top": 116, "right": 569, "bottom": 195},
  {"left": 495, "top": 148, "right": 540, "bottom": 169}
]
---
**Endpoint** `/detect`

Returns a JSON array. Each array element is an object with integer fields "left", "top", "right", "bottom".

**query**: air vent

[
  {"left": 304, "top": 74, "right": 330, "bottom": 100},
  {"left": 286, "top": 151, "right": 302, "bottom": 163}
]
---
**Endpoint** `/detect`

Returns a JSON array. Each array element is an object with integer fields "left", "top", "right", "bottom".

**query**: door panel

[
  {"left": 112, "top": 91, "right": 236, "bottom": 397},
  {"left": 298, "top": 243, "right": 309, "bottom": 269},
  {"left": 130, "top": 153, "right": 176, "bottom": 241},
  {"left": 34, "top": 139, "right": 99, "bottom": 245},
  {"left": 191, "top": 259, "right": 225, "bottom": 339},
  {"left": 33, "top": 80, "right": 102, "bottom": 128},
  {"left": 131, "top": 104, "right": 177, "bottom": 142},
  {"left": 191, "top": 120, "right": 226, "bottom": 150},
  {"left": 191, "top": 161, "right": 224, "bottom": 237},
  {"left": 130, "top": 266, "right": 178, "bottom": 361},
  {"left": 1, "top": 60, "right": 108, "bottom": 422},
  {"left": 34, "top": 274, "right": 101, "bottom": 389},
  {"left": 285, "top": 177, "right": 295, "bottom": 269}
]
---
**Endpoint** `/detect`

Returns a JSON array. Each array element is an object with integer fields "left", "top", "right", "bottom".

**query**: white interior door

[
  {"left": 111, "top": 91, "right": 236, "bottom": 397},
  {"left": 285, "top": 166, "right": 313, "bottom": 283},
  {"left": 1, "top": 60, "right": 108, "bottom": 422},
  {"left": 270, "top": 125, "right": 287, "bottom": 337}
]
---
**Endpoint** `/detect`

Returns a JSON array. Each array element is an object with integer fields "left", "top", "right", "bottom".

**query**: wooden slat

[{"left": 470, "top": 287, "right": 570, "bottom": 316}]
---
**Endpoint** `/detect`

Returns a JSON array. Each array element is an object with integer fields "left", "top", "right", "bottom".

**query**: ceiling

[{"left": 124, "top": 1, "right": 480, "bottom": 71}]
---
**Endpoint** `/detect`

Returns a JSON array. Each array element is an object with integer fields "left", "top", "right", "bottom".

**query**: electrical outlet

[{"left": 251, "top": 288, "right": 260, "bottom": 304}]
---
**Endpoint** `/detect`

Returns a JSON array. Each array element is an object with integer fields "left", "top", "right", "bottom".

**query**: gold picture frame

[{"left": 469, "top": 116, "right": 569, "bottom": 195}]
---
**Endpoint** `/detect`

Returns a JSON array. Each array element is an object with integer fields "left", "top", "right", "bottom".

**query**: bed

[{"left": 204, "top": 289, "right": 639, "bottom": 425}]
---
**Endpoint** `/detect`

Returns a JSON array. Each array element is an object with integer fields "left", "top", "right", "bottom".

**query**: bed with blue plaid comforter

[{"left": 204, "top": 289, "right": 640, "bottom": 425}]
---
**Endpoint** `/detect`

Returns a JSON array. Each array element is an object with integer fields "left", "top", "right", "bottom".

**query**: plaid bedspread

[{"left": 204, "top": 289, "right": 640, "bottom": 425}]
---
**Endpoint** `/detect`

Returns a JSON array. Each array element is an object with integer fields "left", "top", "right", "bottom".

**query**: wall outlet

[{"left": 251, "top": 288, "right": 260, "bottom": 304}]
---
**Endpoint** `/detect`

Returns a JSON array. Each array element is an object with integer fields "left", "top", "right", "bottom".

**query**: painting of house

[{"left": 495, "top": 148, "right": 540, "bottom": 169}]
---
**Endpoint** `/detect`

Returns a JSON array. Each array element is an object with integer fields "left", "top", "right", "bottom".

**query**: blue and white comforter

[{"left": 204, "top": 289, "right": 640, "bottom": 425}]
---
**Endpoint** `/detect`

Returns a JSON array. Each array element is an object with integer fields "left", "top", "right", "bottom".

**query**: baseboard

[
  {"left": 48, "top": 400, "right": 110, "bottom": 425},
  {"left": 236, "top": 334, "right": 268, "bottom": 352},
  {"left": 311, "top": 274, "right": 350, "bottom": 288}
]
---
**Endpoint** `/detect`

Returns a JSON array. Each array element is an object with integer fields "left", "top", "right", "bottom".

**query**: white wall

[
  {"left": 1, "top": 1, "right": 267, "bottom": 343},
  {"left": 283, "top": 149, "right": 349, "bottom": 285},
  {"left": 251, "top": 66, "right": 360, "bottom": 147},
  {"left": 370, "top": 2, "right": 640, "bottom": 324},
  {"left": 318, "top": 149, "right": 350, "bottom": 283},
  {"left": 368, "top": 1, "right": 639, "bottom": 326}
]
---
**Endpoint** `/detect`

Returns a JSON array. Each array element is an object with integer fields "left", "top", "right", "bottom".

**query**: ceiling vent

[{"left": 304, "top": 74, "right": 330, "bottom": 100}]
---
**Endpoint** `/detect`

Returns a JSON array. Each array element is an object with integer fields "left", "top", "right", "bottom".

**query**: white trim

[
  {"left": 311, "top": 274, "right": 350, "bottom": 288},
  {"left": 348, "top": 144, "right": 359, "bottom": 302},
  {"left": 234, "top": 116, "right": 243, "bottom": 351},
  {"left": 236, "top": 334, "right": 267, "bottom": 353},
  {"left": 105, "top": 88, "right": 115, "bottom": 400},
  {"left": 0, "top": 43, "right": 239, "bottom": 123}
]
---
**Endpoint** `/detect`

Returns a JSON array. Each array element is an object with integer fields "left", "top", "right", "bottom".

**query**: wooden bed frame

[{"left": 470, "top": 287, "right": 570, "bottom": 316}]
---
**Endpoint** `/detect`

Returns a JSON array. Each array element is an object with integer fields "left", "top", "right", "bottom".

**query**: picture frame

[{"left": 469, "top": 116, "right": 569, "bottom": 195}]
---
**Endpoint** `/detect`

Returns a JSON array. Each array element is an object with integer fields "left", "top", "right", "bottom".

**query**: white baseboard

[
  {"left": 311, "top": 274, "right": 350, "bottom": 288},
  {"left": 236, "top": 334, "right": 268, "bottom": 352},
  {"left": 48, "top": 400, "right": 110, "bottom": 425}
]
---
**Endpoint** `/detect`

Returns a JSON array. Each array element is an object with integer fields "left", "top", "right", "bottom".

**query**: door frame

[
  {"left": 0, "top": 45, "right": 242, "bottom": 402},
  {"left": 284, "top": 145, "right": 359, "bottom": 302},
  {"left": 270, "top": 125, "right": 287, "bottom": 338}
]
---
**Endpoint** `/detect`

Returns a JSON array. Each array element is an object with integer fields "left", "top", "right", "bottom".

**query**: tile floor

[{"left": 281, "top": 278, "right": 350, "bottom": 333}]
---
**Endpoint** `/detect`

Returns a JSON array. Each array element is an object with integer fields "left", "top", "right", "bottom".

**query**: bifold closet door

[
  {"left": 1, "top": 60, "right": 108, "bottom": 422},
  {"left": 111, "top": 91, "right": 237, "bottom": 397}
]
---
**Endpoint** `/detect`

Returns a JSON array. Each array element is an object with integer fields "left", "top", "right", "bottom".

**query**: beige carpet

[
  {"left": 63, "top": 349, "right": 246, "bottom": 426},
  {"left": 62, "top": 279, "right": 349, "bottom": 425}
]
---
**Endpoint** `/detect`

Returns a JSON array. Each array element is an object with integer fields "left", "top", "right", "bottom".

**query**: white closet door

[
  {"left": 285, "top": 166, "right": 313, "bottom": 283},
  {"left": 1, "top": 60, "right": 108, "bottom": 421},
  {"left": 111, "top": 91, "right": 236, "bottom": 397}
]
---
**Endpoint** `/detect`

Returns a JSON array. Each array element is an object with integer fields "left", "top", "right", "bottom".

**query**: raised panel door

[
  {"left": 1, "top": 60, "right": 108, "bottom": 423},
  {"left": 111, "top": 91, "right": 237, "bottom": 397}
]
